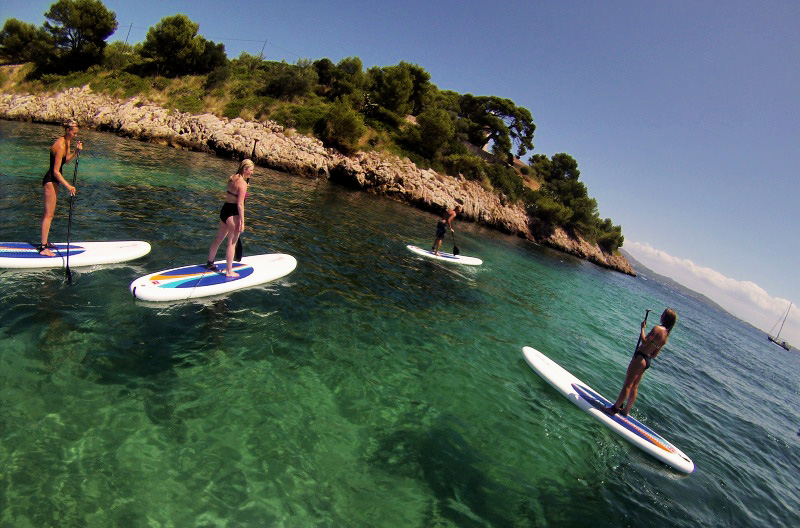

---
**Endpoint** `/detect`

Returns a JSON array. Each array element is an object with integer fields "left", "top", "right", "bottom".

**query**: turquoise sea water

[{"left": 1, "top": 120, "right": 798, "bottom": 527}]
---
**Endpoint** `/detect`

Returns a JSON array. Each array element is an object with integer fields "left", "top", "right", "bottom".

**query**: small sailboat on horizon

[{"left": 767, "top": 302, "right": 792, "bottom": 351}]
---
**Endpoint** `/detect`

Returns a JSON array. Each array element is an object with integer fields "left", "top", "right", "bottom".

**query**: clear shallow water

[{"left": 1, "top": 120, "right": 798, "bottom": 527}]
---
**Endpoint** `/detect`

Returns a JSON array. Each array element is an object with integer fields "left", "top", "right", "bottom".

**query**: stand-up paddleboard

[
  {"left": 522, "top": 346, "right": 694, "bottom": 474},
  {"left": 130, "top": 253, "right": 297, "bottom": 302},
  {"left": 406, "top": 245, "right": 482, "bottom": 266},
  {"left": 0, "top": 241, "right": 151, "bottom": 269}
]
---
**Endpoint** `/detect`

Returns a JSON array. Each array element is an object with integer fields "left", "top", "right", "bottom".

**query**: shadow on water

[
  {"left": 65, "top": 297, "right": 239, "bottom": 441},
  {"left": 369, "top": 411, "right": 617, "bottom": 527}
]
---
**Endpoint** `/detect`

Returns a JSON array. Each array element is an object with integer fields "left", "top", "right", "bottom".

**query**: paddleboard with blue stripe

[
  {"left": 522, "top": 346, "right": 694, "bottom": 474},
  {"left": 130, "top": 253, "right": 296, "bottom": 301},
  {"left": 406, "top": 245, "right": 482, "bottom": 266},
  {"left": 0, "top": 241, "right": 151, "bottom": 269}
]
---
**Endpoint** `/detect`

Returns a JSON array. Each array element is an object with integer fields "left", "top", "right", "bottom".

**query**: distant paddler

[
  {"left": 432, "top": 204, "right": 462, "bottom": 256},
  {"left": 39, "top": 120, "right": 83, "bottom": 256}
]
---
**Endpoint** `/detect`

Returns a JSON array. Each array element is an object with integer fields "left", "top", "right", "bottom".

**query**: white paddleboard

[
  {"left": 522, "top": 346, "right": 695, "bottom": 474},
  {"left": 0, "top": 241, "right": 151, "bottom": 269},
  {"left": 130, "top": 253, "right": 297, "bottom": 301},
  {"left": 406, "top": 245, "right": 482, "bottom": 266}
]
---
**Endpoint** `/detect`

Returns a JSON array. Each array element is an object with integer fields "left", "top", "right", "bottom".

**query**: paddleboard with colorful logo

[
  {"left": 130, "top": 253, "right": 297, "bottom": 301},
  {"left": 521, "top": 346, "right": 695, "bottom": 474},
  {"left": 0, "top": 241, "right": 151, "bottom": 269},
  {"left": 406, "top": 245, "right": 482, "bottom": 266}
]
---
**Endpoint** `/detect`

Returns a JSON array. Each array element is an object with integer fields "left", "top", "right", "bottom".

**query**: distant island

[{"left": 620, "top": 248, "right": 796, "bottom": 352}]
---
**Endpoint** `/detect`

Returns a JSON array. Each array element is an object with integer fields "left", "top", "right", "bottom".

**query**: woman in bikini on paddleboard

[
  {"left": 606, "top": 308, "right": 677, "bottom": 416},
  {"left": 205, "top": 159, "right": 253, "bottom": 278},
  {"left": 38, "top": 121, "right": 83, "bottom": 256}
]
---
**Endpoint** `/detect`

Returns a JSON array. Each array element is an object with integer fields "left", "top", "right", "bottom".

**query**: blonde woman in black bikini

[
  {"left": 39, "top": 121, "right": 83, "bottom": 256},
  {"left": 606, "top": 308, "right": 677, "bottom": 416},
  {"left": 205, "top": 159, "right": 253, "bottom": 278}
]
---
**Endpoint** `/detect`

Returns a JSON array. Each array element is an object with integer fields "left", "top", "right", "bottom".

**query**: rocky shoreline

[{"left": 0, "top": 86, "right": 634, "bottom": 275}]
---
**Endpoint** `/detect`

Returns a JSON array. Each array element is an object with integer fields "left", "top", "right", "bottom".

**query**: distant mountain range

[
  {"left": 620, "top": 250, "right": 795, "bottom": 352},
  {"left": 620, "top": 249, "right": 732, "bottom": 315}
]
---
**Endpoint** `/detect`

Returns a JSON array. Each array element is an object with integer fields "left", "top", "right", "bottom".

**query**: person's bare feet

[{"left": 37, "top": 244, "right": 55, "bottom": 257}]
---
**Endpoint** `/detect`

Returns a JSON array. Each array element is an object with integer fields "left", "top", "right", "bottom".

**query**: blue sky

[{"left": 3, "top": 0, "right": 798, "bottom": 344}]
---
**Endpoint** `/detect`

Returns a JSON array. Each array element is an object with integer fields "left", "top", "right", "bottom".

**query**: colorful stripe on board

[
  {"left": 0, "top": 243, "right": 86, "bottom": 259},
  {"left": 147, "top": 263, "right": 254, "bottom": 289},
  {"left": 572, "top": 383, "right": 677, "bottom": 454}
]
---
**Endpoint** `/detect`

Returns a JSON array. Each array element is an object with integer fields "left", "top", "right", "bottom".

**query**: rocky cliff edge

[{"left": 0, "top": 86, "right": 635, "bottom": 276}]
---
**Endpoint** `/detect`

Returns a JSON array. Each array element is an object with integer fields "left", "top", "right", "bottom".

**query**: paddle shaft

[
  {"left": 65, "top": 150, "right": 81, "bottom": 283},
  {"left": 234, "top": 139, "right": 258, "bottom": 262},
  {"left": 634, "top": 309, "right": 651, "bottom": 353}
]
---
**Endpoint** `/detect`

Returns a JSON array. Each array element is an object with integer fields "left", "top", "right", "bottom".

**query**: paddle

[
  {"left": 451, "top": 231, "right": 460, "bottom": 256},
  {"left": 234, "top": 139, "right": 258, "bottom": 262},
  {"left": 65, "top": 150, "right": 81, "bottom": 283},
  {"left": 634, "top": 309, "right": 652, "bottom": 353}
]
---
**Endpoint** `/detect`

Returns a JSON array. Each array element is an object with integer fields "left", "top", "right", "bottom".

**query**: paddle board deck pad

[
  {"left": 130, "top": 253, "right": 297, "bottom": 301},
  {"left": 522, "top": 346, "right": 694, "bottom": 474},
  {"left": 406, "top": 245, "right": 482, "bottom": 266},
  {"left": 0, "top": 241, "right": 151, "bottom": 269}
]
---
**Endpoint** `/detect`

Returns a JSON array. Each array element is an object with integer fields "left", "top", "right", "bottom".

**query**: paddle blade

[
  {"left": 234, "top": 238, "right": 243, "bottom": 262},
  {"left": 453, "top": 245, "right": 460, "bottom": 256}
]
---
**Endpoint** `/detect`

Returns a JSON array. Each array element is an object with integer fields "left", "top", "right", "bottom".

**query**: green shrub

[
  {"left": 269, "top": 102, "right": 329, "bottom": 134},
  {"left": 485, "top": 163, "right": 523, "bottom": 201},
  {"left": 317, "top": 101, "right": 365, "bottom": 154},
  {"left": 258, "top": 61, "right": 318, "bottom": 100},
  {"left": 398, "top": 124, "right": 421, "bottom": 151},
  {"left": 416, "top": 108, "right": 455, "bottom": 158},
  {"left": 597, "top": 230, "right": 624, "bottom": 253},
  {"left": 222, "top": 95, "right": 271, "bottom": 119},
  {"left": 229, "top": 81, "right": 252, "bottom": 99},
  {"left": 367, "top": 106, "right": 404, "bottom": 128},
  {"left": 103, "top": 41, "right": 138, "bottom": 71},
  {"left": 441, "top": 153, "right": 483, "bottom": 181},
  {"left": 530, "top": 193, "right": 572, "bottom": 226},
  {"left": 173, "top": 95, "right": 204, "bottom": 113},
  {"left": 595, "top": 218, "right": 624, "bottom": 252},
  {"left": 223, "top": 99, "right": 247, "bottom": 118},
  {"left": 90, "top": 72, "right": 151, "bottom": 98},
  {"left": 563, "top": 195, "right": 598, "bottom": 234},
  {"left": 151, "top": 76, "right": 171, "bottom": 91},
  {"left": 38, "top": 71, "right": 94, "bottom": 91},
  {"left": 204, "top": 65, "right": 230, "bottom": 90},
  {"left": 522, "top": 187, "right": 538, "bottom": 206}
]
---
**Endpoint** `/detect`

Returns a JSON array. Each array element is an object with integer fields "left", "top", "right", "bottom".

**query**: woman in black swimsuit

[
  {"left": 606, "top": 308, "right": 677, "bottom": 416},
  {"left": 205, "top": 159, "right": 253, "bottom": 277},
  {"left": 39, "top": 121, "right": 83, "bottom": 256}
]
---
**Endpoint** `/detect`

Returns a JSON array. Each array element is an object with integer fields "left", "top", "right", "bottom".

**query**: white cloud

[{"left": 624, "top": 241, "right": 799, "bottom": 347}]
